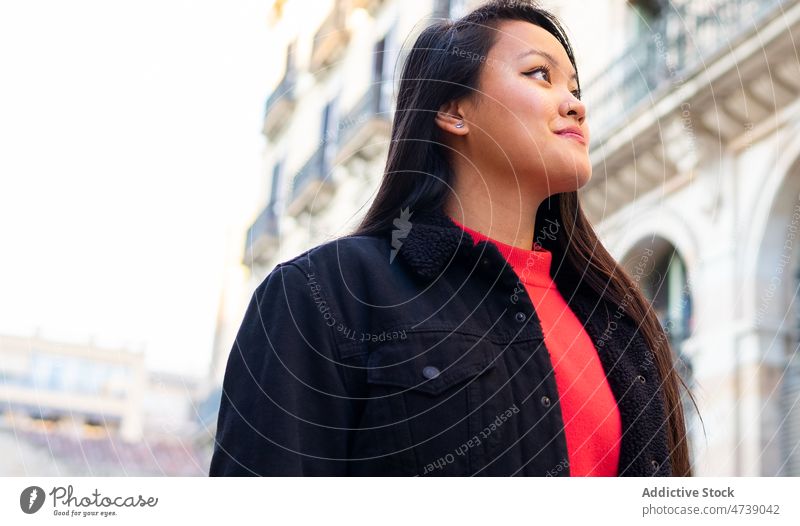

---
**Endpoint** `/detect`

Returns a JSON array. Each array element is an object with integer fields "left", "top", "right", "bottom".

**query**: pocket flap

[{"left": 366, "top": 331, "right": 496, "bottom": 396}]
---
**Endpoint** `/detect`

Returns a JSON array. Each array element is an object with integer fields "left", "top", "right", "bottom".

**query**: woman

[{"left": 210, "top": 0, "right": 696, "bottom": 476}]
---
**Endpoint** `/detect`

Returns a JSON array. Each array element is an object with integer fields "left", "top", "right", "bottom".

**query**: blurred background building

[
  {"left": 0, "top": 333, "right": 209, "bottom": 475},
  {"left": 208, "top": 0, "right": 800, "bottom": 476}
]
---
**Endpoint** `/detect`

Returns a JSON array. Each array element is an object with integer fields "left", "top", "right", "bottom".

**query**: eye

[
  {"left": 523, "top": 64, "right": 551, "bottom": 82},
  {"left": 523, "top": 64, "right": 582, "bottom": 100}
]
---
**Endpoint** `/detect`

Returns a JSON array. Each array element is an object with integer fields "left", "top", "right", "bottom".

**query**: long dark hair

[{"left": 351, "top": 0, "right": 697, "bottom": 476}]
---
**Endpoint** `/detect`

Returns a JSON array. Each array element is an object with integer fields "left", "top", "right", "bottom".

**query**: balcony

[
  {"left": 310, "top": 2, "right": 350, "bottom": 75},
  {"left": 334, "top": 83, "right": 392, "bottom": 164},
  {"left": 580, "top": 0, "right": 800, "bottom": 222},
  {"left": 286, "top": 145, "right": 336, "bottom": 216},
  {"left": 263, "top": 69, "right": 297, "bottom": 140},
  {"left": 586, "top": 0, "right": 789, "bottom": 144},
  {"left": 243, "top": 203, "right": 280, "bottom": 267}
]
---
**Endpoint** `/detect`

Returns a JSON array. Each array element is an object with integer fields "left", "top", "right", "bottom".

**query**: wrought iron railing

[
  {"left": 585, "top": 0, "right": 790, "bottom": 144},
  {"left": 336, "top": 83, "right": 390, "bottom": 149},
  {"left": 244, "top": 202, "right": 279, "bottom": 258},
  {"left": 290, "top": 144, "right": 327, "bottom": 204},
  {"left": 264, "top": 68, "right": 296, "bottom": 119}
]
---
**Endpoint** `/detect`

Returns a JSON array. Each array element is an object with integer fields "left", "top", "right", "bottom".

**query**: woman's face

[{"left": 447, "top": 20, "right": 591, "bottom": 196}]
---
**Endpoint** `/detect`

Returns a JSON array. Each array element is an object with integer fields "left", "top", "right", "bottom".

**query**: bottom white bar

[{"left": 1, "top": 477, "right": 796, "bottom": 525}]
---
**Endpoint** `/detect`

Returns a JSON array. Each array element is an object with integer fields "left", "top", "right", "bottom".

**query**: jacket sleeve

[{"left": 209, "top": 262, "right": 356, "bottom": 476}]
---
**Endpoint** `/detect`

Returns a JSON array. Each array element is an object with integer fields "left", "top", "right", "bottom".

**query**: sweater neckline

[{"left": 448, "top": 216, "right": 554, "bottom": 288}]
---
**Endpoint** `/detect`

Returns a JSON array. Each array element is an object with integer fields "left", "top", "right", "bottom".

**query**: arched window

[
  {"left": 623, "top": 237, "right": 696, "bottom": 460},
  {"left": 640, "top": 246, "right": 692, "bottom": 346}
]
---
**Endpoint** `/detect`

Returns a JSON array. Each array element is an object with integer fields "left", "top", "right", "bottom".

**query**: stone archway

[
  {"left": 620, "top": 236, "right": 699, "bottom": 470},
  {"left": 745, "top": 149, "right": 800, "bottom": 476}
]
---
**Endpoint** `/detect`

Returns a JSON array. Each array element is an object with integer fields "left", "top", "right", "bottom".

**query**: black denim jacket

[{"left": 209, "top": 206, "right": 672, "bottom": 476}]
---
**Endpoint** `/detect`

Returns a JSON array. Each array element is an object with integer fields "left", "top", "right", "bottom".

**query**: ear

[{"left": 435, "top": 100, "right": 469, "bottom": 136}]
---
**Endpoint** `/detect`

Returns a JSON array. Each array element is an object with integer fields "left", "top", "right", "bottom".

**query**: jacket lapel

[{"left": 397, "top": 206, "right": 525, "bottom": 292}]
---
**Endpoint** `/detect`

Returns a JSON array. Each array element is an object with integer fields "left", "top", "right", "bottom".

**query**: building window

[
  {"left": 641, "top": 248, "right": 692, "bottom": 346},
  {"left": 320, "top": 97, "right": 339, "bottom": 176},
  {"left": 626, "top": 0, "right": 664, "bottom": 36},
  {"left": 373, "top": 27, "right": 395, "bottom": 114},
  {"left": 269, "top": 159, "right": 284, "bottom": 215},
  {"left": 624, "top": 237, "right": 696, "bottom": 461},
  {"left": 373, "top": 35, "right": 385, "bottom": 113},
  {"left": 636, "top": 243, "right": 693, "bottom": 386}
]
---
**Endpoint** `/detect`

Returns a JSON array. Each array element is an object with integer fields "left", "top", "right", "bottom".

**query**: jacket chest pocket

[{"left": 357, "top": 330, "right": 500, "bottom": 476}]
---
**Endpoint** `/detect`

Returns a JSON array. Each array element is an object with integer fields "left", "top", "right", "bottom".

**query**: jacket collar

[
  {"left": 396, "top": 204, "right": 586, "bottom": 298},
  {"left": 396, "top": 206, "right": 469, "bottom": 278},
  {"left": 396, "top": 205, "right": 508, "bottom": 278}
]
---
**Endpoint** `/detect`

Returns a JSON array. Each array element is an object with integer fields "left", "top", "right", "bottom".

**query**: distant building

[
  {"left": 0, "top": 333, "right": 146, "bottom": 442},
  {"left": 144, "top": 370, "right": 203, "bottom": 438},
  {"left": 0, "top": 333, "right": 207, "bottom": 475}
]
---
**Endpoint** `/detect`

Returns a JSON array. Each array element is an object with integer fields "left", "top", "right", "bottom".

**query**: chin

[
  {"left": 554, "top": 166, "right": 592, "bottom": 193},
  {"left": 575, "top": 167, "right": 592, "bottom": 189}
]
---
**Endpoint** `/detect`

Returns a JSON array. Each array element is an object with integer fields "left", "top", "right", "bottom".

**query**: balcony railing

[
  {"left": 310, "top": 2, "right": 350, "bottom": 74},
  {"left": 287, "top": 144, "right": 336, "bottom": 214},
  {"left": 263, "top": 69, "right": 297, "bottom": 139},
  {"left": 244, "top": 202, "right": 280, "bottom": 265},
  {"left": 336, "top": 83, "right": 391, "bottom": 156},
  {"left": 585, "top": 0, "right": 789, "bottom": 144}
]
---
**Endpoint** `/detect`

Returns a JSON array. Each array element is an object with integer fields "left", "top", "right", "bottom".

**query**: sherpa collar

[
  {"left": 395, "top": 205, "right": 565, "bottom": 298},
  {"left": 396, "top": 204, "right": 590, "bottom": 300}
]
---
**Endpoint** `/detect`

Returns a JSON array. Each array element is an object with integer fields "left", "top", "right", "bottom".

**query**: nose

[{"left": 560, "top": 94, "right": 586, "bottom": 124}]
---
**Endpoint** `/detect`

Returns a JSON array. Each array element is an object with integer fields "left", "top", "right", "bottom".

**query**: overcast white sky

[{"left": 0, "top": 0, "right": 275, "bottom": 378}]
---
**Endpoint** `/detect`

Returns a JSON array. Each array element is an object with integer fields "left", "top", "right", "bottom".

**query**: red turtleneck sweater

[{"left": 450, "top": 216, "right": 622, "bottom": 476}]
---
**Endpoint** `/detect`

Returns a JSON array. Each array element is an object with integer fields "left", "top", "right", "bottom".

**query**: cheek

[
  {"left": 471, "top": 79, "right": 566, "bottom": 163},
  {"left": 481, "top": 77, "right": 552, "bottom": 130},
  {"left": 506, "top": 89, "right": 554, "bottom": 133},
  {"left": 514, "top": 101, "right": 560, "bottom": 157}
]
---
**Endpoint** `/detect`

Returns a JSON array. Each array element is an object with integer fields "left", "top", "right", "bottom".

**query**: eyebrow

[{"left": 516, "top": 48, "right": 578, "bottom": 81}]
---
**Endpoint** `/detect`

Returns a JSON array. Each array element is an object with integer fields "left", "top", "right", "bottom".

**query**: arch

[
  {"left": 619, "top": 235, "right": 694, "bottom": 352},
  {"left": 742, "top": 133, "right": 800, "bottom": 321},
  {"left": 605, "top": 205, "right": 701, "bottom": 278},
  {"left": 620, "top": 233, "right": 699, "bottom": 468},
  {"left": 740, "top": 129, "right": 800, "bottom": 476}
]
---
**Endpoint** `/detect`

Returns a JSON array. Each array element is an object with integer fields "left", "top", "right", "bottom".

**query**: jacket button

[
  {"left": 651, "top": 459, "right": 659, "bottom": 471},
  {"left": 422, "top": 365, "right": 440, "bottom": 379},
  {"left": 481, "top": 257, "right": 490, "bottom": 267},
  {"left": 540, "top": 395, "right": 551, "bottom": 407},
  {"left": 515, "top": 312, "right": 526, "bottom": 322},
  {"left": 637, "top": 375, "right": 647, "bottom": 384}
]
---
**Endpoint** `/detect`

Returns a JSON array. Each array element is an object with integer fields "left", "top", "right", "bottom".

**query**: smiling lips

[{"left": 555, "top": 126, "right": 586, "bottom": 145}]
